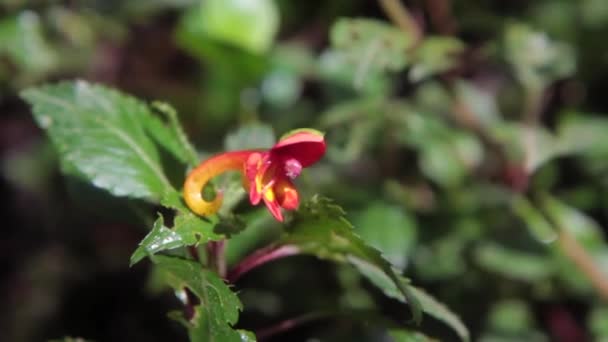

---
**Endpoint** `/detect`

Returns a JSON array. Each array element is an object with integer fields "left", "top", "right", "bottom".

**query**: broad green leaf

[
  {"left": 474, "top": 243, "right": 555, "bottom": 282},
  {"left": 557, "top": 114, "right": 608, "bottom": 156},
  {"left": 353, "top": 201, "right": 417, "bottom": 270},
  {"left": 408, "top": 287, "right": 470, "bottom": 342},
  {"left": 154, "top": 255, "right": 248, "bottom": 342},
  {"left": 317, "top": 49, "right": 390, "bottom": 94},
  {"left": 0, "top": 11, "right": 57, "bottom": 74},
  {"left": 329, "top": 18, "right": 412, "bottom": 89},
  {"left": 588, "top": 306, "right": 608, "bottom": 340},
  {"left": 147, "top": 101, "right": 199, "bottom": 167},
  {"left": 581, "top": 0, "right": 608, "bottom": 29},
  {"left": 198, "top": 0, "right": 279, "bottom": 54},
  {"left": 272, "top": 196, "right": 466, "bottom": 341},
  {"left": 454, "top": 80, "right": 501, "bottom": 127},
  {"left": 351, "top": 257, "right": 468, "bottom": 341},
  {"left": 419, "top": 132, "right": 482, "bottom": 188},
  {"left": 130, "top": 212, "right": 222, "bottom": 266},
  {"left": 487, "top": 300, "right": 534, "bottom": 334},
  {"left": 488, "top": 122, "right": 557, "bottom": 172},
  {"left": 278, "top": 196, "right": 422, "bottom": 323},
  {"left": 331, "top": 18, "right": 412, "bottom": 73},
  {"left": 22, "top": 81, "right": 177, "bottom": 201},
  {"left": 503, "top": 22, "right": 575, "bottom": 88},
  {"left": 224, "top": 123, "right": 275, "bottom": 151},
  {"left": 409, "top": 36, "right": 464, "bottom": 82}
]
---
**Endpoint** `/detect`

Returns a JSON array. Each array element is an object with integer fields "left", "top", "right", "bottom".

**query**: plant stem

[
  {"left": 207, "top": 240, "right": 226, "bottom": 277},
  {"left": 379, "top": 0, "right": 423, "bottom": 46},
  {"left": 522, "top": 86, "right": 547, "bottom": 173},
  {"left": 256, "top": 312, "right": 329, "bottom": 341},
  {"left": 557, "top": 229, "right": 608, "bottom": 301},
  {"left": 227, "top": 245, "right": 300, "bottom": 283}
]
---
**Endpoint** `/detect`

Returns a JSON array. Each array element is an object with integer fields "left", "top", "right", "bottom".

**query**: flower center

[{"left": 284, "top": 158, "right": 302, "bottom": 179}]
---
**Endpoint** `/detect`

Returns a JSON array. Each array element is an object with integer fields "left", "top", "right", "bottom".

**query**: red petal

[
  {"left": 271, "top": 130, "right": 326, "bottom": 167},
  {"left": 275, "top": 177, "right": 299, "bottom": 210},
  {"left": 263, "top": 192, "right": 284, "bottom": 222}
]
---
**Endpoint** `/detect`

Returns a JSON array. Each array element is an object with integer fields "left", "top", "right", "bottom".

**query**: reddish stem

[{"left": 227, "top": 245, "right": 300, "bottom": 283}]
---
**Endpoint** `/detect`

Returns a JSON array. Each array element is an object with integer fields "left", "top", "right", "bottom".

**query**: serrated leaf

[
  {"left": 21, "top": 81, "right": 176, "bottom": 201},
  {"left": 276, "top": 196, "right": 422, "bottom": 323},
  {"left": 154, "top": 255, "right": 248, "bottom": 342},
  {"left": 408, "top": 287, "right": 470, "bottom": 342},
  {"left": 131, "top": 212, "right": 223, "bottom": 266},
  {"left": 148, "top": 101, "right": 199, "bottom": 167}
]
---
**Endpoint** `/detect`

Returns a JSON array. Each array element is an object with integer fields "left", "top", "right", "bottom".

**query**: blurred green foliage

[{"left": 3, "top": 0, "right": 608, "bottom": 341}]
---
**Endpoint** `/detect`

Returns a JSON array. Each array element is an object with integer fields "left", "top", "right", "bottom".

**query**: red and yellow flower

[{"left": 183, "top": 129, "right": 326, "bottom": 222}]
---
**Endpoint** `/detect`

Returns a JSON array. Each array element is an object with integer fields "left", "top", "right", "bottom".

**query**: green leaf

[
  {"left": 487, "top": 299, "right": 535, "bottom": 334},
  {"left": 388, "top": 328, "right": 436, "bottom": 342},
  {"left": 198, "top": 0, "right": 279, "bottom": 54},
  {"left": 419, "top": 132, "right": 483, "bottom": 188},
  {"left": 557, "top": 114, "right": 608, "bottom": 156},
  {"left": 278, "top": 196, "right": 422, "bottom": 323},
  {"left": 329, "top": 18, "right": 412, "bottom": 89},
  {"left": 454, "top": 80, "right": 501, "bottom": 127},
  {"left": 154, "top": 255, "right": 249, "bottom": 342},
  {"left": 273, "top": 196, "right": 468, "bottom": 340},
  {"left": 503, "top": 22, "right": 575, "bottom": 88},
  {"left": 409, "top": 36, "right": 464, "bottom": 82},
  {"left": 330, "top": 18, "right": 412, "bottom": 73},
  {"left": 352, "top": 201, "right": 417, "bottom": 270},
  {"left": 0, "top": 11, "right": 57, "bottom": 75},
  {"left": 408, "top": 287, "right": 470, "bottom": 342},
  {"left": 317, "top": 49, "right": 390, "bottom": 94},
  {"left": 488, "top": 122, "right": 557, "bottom": 172},
  {"left": 21, "top": 81, "right": 176, "bottom": 201},
  {"left": 474, "top": 243, "right": 555, "bottom": 282},
  {"left": 588, "top": 306, "right": 608, "bottom": 340},
  {"left": 224, "top": 123, "right": 275, "bottom": 151},
  {"left": 148, "top": 101, "right": 199, "bottom": 167},
  {"left": 131, "top": 212, "right": 223, "bottom": 266},
  {"left": 540, "top": 195, "right": 608, "bottom": 293}
]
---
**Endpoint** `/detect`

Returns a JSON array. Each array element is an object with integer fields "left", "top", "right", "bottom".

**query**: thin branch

[
  {"left": 379, "top": 0, "right": 423, "bottom": 46},
  {"left": 522, "top": 86, "right": 550, "bottom": 173},
  {"left": 256, "top": 312, "right": 329, "bottom": 341},
  {"left": 206, "top": 240, "right": 226, "bottom": 277},
  {"left": 557, "top": 229, "right": 608, "bottom": 301},
  {"left": 227, "top": 245, "right": 300, "bottom": 283}
]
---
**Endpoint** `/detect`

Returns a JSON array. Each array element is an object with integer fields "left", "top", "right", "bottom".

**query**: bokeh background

[{"left": 2, "top": 0, "right": 608, "bottom": 341}]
